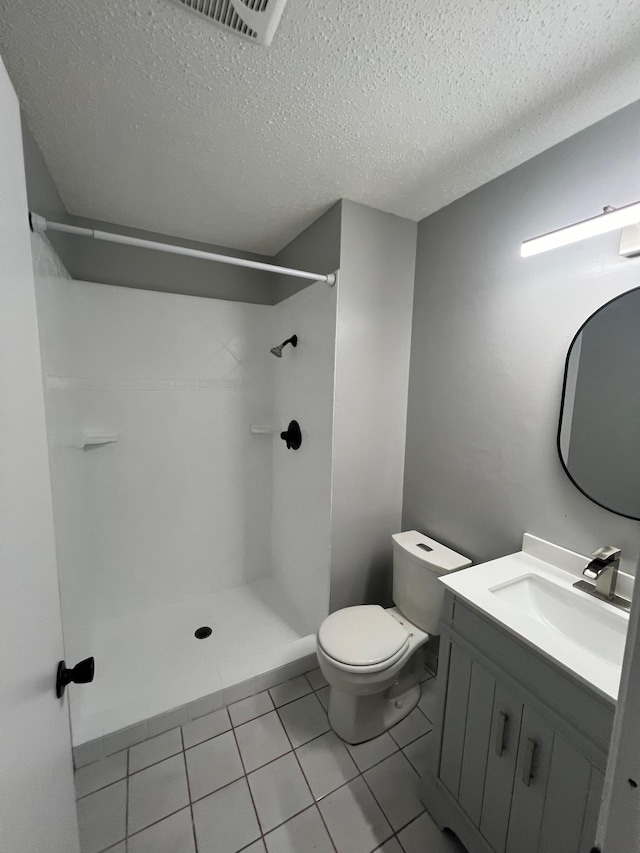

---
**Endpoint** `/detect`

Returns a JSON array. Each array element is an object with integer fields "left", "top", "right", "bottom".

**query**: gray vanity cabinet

[{"left": 421, "top": 594, "right": 613, "bottom": 853}]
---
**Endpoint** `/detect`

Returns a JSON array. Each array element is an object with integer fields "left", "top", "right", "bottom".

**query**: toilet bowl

[
  {"left": 317, "top": 605, "right": 429, "bottom": 743},
  {"left": 317, "top": 531, "right": 471, "bottom": 744}
]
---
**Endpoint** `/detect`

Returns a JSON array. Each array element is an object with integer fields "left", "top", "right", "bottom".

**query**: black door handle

[
  {"left": 56, "top": 657, "right": 95, "bottom": 698},
  {"left": 280, "top": 420, "right": 302, "bottom": 450}
]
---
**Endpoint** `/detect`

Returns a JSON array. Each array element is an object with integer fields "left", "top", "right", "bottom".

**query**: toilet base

[{"left": 328, "top": 670, "right": 422, "bottom": 745}]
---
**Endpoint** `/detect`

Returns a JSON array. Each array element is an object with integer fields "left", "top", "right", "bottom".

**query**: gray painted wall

[
  {"left": 403, "top": 101, "right": 640, "bottom": 576},
  {"left": 330, "top": 201, "right": 417, "bottom": 611},
  {"left": 21, "top": 113, "right": 343, "bottom": 304},
  {"left": 272, "top": 202, "right": 342, "bottom": 304}
]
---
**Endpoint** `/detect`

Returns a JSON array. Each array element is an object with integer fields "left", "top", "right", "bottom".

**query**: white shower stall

[{"left": 32, "top": 232, "right": 337, "bottom": 747}]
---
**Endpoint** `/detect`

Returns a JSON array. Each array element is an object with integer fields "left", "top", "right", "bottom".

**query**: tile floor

[{"left": 75, "top": 664, "right": 467, "bottom": 853}]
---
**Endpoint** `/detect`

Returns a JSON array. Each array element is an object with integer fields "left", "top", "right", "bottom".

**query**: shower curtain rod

[{"left": 29, "top": 213, "right": 337, "bottom": 287}]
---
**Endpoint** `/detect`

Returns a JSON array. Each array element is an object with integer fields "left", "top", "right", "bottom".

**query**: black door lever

[{"left": 56, "top": 657, "right": 95, "bottom": 698}]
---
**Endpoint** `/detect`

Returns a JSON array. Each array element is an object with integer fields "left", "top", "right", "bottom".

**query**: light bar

[{"left": 521, "top": 200, "right": 640, "bottom": 257}]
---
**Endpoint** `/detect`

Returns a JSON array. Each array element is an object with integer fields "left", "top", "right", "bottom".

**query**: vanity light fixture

[{"left": 521, "top": 200, "right": 640, "bottom": 257}]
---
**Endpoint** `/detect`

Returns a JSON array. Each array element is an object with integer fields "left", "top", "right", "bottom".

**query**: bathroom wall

[
  {"left": 403, "top": 101, "right": 640, "bottom": 575},
  {"left": 270, "top": 281, "right": 337, "bottom": 633},
  {"left": 21, "top": 114, "right": 276, "bottom": 302},
  {"left": 22, "top": 113, "right": 336, "bottom": 305},
  {"left": 330, "top": 201, "right": 418, "bottom": 610},
  {"left": 272, "top": 202, "right": 342, "bottom": 304},
  {"left": 35, "top": 277, "right": 275, "bottom": 641}
]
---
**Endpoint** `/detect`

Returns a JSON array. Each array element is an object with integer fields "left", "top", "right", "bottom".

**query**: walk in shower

[{"left": 32, "top": 233, "right": 337, "bottom": 747}]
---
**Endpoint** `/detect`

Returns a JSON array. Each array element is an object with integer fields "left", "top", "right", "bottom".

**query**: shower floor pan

[{"left": 69, "top": 576, "right": 317, "bottom": 747}]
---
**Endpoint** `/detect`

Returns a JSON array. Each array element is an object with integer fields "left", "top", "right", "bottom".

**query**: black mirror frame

[{"left": 557, "top": 285, "right": 640, "bottom": 522}]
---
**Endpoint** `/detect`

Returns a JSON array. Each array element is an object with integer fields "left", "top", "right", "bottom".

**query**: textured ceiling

[{"left": 1, "top": 0, "right": 640, "bottom": 254}]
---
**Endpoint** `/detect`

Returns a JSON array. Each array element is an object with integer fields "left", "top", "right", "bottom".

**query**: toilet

[{"left": 316, "top": 530, "right": 471, "bottom": 744}]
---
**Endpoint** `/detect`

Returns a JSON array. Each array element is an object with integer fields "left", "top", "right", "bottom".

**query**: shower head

[{"left": 270, "top": 335, "right": 297, "bottom": 358}]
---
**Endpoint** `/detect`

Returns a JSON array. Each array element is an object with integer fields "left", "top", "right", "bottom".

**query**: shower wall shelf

[{"left": 77, "top": 433, "right": 119, "bottom": 449}]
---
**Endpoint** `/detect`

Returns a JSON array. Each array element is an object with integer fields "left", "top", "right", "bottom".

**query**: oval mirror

[{"left": 559, "top": 286, "right": 640, "bottom": 520}]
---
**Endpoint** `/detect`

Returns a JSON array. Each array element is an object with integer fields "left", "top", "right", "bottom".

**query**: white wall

[
  {"left": 404, "top": 101, "right": 640, "bottom": 575},
  {"left": 270, "top": 281, "right": 337, "bottom": 632},
  {"left": 330, "top": 201, "right": 418, "bottom": 610},
  {"left": 0, "top": 58, "right": 79, "bottom": 853},
  {"left": 35, "top": 279, "right": 275, "bottom": 647}
]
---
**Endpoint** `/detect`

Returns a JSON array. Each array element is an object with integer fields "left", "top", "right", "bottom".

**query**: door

[
  {"left": 506, "top": 705, "right": 554, "bottom": 853},
  {"left": 458, "top": 660, "right": 496, "bottom": 826},
  {"left": 538, "top": 734, "right": 597, "bottom": 853},
  {"left": 0, "top": 56, "right": 80, "bottom": 853},
  {"left": 439, "top": 642, "right": 473, "bottom": 798},
  {"left": 480, "top": 681, "right": 523, "bottom": 852}
]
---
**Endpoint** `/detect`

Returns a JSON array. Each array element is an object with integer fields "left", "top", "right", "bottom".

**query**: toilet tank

[{"left": 392, "top": 531, "right": 471, "bottom": 634}]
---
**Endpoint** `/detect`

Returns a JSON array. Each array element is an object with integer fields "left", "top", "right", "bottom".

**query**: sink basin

[
  {"left": 490, "top": 574, "right": 627, "bottom": 666},
  {"left": 439, "top": 534, "right": 632, "bottom": 700}
]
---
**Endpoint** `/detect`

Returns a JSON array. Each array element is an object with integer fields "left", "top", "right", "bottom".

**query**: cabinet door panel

[
  {"left": 506, "top": 705, "right": 554, "bottom": 853},
  {"left": 579, "top": 767, "right": 604, "bottom": 853},
  {"left": 458, "top": 661, "right": 496, "bottom": 826},
  {"left": 439, "top": 642, "right": 472, "bottom": 798},
  {"left": 538, "top": 735, "right": 592, "bottom": 853},
  {"left": 480, "top": 683, "right": 523, "bottom": 853}
]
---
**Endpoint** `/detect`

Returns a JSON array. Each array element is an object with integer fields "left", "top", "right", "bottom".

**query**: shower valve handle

[{"left": 280, "top": 420, "right": 302, "bottom": 450}]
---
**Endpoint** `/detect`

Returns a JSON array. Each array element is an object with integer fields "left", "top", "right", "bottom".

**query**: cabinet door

[
  {"left": 439, "top": 642, "right": 472, "bottom": 798},
  {"left": 579, "top": 767, "right": 604, "bottom": 853},
  {"left": 506, "top": 705, "right": 554, "bottom": 853},
  {"left": 458, "top": 660, "right": 496, "bottom": 826},
  {"left": 480, "top": 683, "right": 523, "bottom": 853},
  {"left": 537, "top": 734, "right": 594, "bottom": 853}
]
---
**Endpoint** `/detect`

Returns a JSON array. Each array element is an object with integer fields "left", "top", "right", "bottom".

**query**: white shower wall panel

[
  {"left": 31, "top": 233, "right": 94, "bottom": 654},
  {"left": 35, "top": 278, "right": 275, "bottom": 631},
  {"left": 270, "top": 281, "right": 337, "bottom": 634}
]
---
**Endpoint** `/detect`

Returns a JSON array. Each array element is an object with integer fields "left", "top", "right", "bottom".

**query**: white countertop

[{"left": 440, "top": 534, "right": 632, "bottom": 702}]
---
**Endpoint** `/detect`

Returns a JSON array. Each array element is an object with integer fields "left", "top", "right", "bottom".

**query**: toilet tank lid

[{"left": 392, "top": 531, "right": 471, "bottom": 573}]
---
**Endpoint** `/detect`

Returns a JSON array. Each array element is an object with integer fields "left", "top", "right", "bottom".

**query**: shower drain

[{"left": 194, "top": 626, "right": 212, "bottom": 640}]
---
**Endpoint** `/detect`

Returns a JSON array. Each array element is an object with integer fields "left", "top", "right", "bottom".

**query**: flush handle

[{"left": 56, "top": 657, "right": 95, "bottom": 699}]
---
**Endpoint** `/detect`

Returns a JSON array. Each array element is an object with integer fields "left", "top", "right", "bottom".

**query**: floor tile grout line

[
  {"left": 124, "top": 804, "right": 194, "bottom": 844},
  {"left": 75, "top": 773, "right": 129, "bottom": 801},
  {"left": 229, "top": 685, "right": 326, "bottom": 733},
  {"left": 355, "top": 768, "right": 397, "bottom": 850},
  {"left": 272, "top": 700, "right": 340, "bottom": 853},
  {"left": 356, "top": 746, "right": 427, "bottom": 843},
  {"left": 124, "top": 747, "right": 130, "bottom": 851},
  {"left": 127, "top": 745, "right": 185, "bottom": 778},
  {"left": 262, "top": 802, "right": 336, "bottom": 847},
  {"left": 228, "top": 710, "right": 266, "bottom": 848},
  {"left": 179, "top": 725, "right": 199, "bottom": 853},
  {"left": 77, "top": 740, "right": 185, "bottom": 796}
]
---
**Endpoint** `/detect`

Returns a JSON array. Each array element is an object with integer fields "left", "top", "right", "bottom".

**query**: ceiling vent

[{"left": 172, "top": 0, "right": 289, "bottom": 46}]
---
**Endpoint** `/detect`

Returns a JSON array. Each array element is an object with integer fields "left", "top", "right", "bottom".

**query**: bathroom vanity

[{"left": 421, "top": 535, "right": 631, "bottom": 853}]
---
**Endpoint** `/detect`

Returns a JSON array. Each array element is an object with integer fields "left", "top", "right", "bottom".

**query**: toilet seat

[{"left": 318, "top": 605, "right": 410, "bottom": 672}]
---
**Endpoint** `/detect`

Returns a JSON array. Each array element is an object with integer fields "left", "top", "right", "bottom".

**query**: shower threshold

[{"left": 69, "top": 576, "right": 318, "bottom": 748}]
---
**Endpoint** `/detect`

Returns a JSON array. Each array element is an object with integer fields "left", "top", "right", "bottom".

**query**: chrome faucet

[
  {"left": 573, "top": 546, "right": 629, "bottom": 611},
  {"left": 582, "top": 546, "right": 621, "bottom": 600}
]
